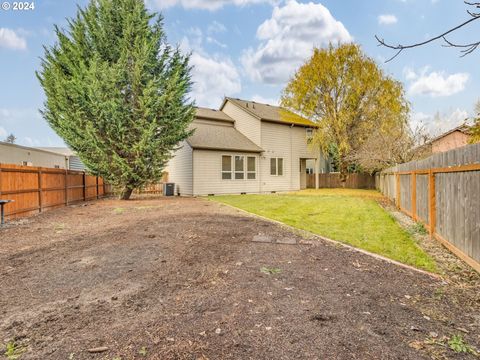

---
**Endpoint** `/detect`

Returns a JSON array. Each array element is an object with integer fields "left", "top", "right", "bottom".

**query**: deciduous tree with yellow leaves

[
  {"left": 469, "top": 101, "right": 480, "bottom": 144},
  {"left": 281, "top": 43, "right": 412, "bottom": 178}
]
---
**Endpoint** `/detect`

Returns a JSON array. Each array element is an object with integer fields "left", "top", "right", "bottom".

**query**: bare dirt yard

[{"left": 0, "top": 196, "right": 479, "bottom": 359}]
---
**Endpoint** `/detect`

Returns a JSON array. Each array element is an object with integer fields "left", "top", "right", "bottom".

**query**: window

[
  {"left": 247, "top": 157, "right": 256, "bottom": 179},
  {"left": 270, "top": 158, "right": 276, "bottom": 175},
  {"left": 222, "top": 155, "right": 257, "bottom": 180},
  {"left": 270, "top": 158, "right": 284, "bottom": 176},
  {"left": 222, "top": 155, "right": 232, "bottom": 179},
  {"left": 235, "top": 156, "right": 244, "bottom": 179},
  {"left": 306, "top": 128, "right": 314, "bottom": 140}
]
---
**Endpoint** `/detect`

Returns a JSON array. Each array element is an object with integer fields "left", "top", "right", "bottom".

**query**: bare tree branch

[{"left": 376, "top": 1, "right": 480, "bottom": 62}]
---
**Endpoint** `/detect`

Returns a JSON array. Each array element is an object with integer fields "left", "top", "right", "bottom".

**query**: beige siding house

[
  {"left": 429, "top": 124, "right": 472, "bottom": 154},
  {"left": 0, "top": 142, "right": 69, "bottom": 169},
  {"left": 166, "top": 97, "right": 328, "bottom": 196}
]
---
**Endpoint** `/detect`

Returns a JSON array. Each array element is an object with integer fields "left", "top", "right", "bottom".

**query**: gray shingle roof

[
  {"left": 222, "top": 97, "right": 317, "bottom": 127},
  {"left": 187, "top": 122, "right": 263, "bottom": 153},
  {"left": 195, "top": 107, "right": 234, "bottom": 123}
]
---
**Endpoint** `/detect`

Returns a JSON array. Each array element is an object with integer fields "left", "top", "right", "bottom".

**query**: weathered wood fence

[
  {"left": 0, "top": 163, "right": 111, "bottom": 220},
  {"left": 376, "top": 143, "right": 480, "bottom": 272},
  {"left": 307, "top": 173, "right": 376, "bottom": 189}
]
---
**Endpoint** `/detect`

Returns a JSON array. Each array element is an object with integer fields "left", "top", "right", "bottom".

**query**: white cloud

[
  {"left": 406, "top": 67, "right": 469, "bottom": 97},
  {"left": 411, "top": 108, "right": 470, "bottom": 136},
  {"left": 0, "top": 28, "right": 27, "bottom": 50},
  {"left": 403, "top": 67, "right": 417, "bottom": 81},
  {"left": 148, "top": 0, "right": 276, "bottom": 11},
  {"left": 207, "top": 21, "right": 227, "bottom": 34},
  {"left": 0, "top": 126, "right": 7, "bottom": 139},
  {"left": 180, "top": 30, "right": 241, "bottom": 108},
  {"left": 378, "top": 14, "right": 398, "bottom": 25},
  {"left": 206, "top": 36, "right": 227, "bottom": 49},
  {"left": 189, "top": 53, "right": 241, "bottom": 108},
  {"left": 241, "top": 0, "right": 352, "bottom": 84}
]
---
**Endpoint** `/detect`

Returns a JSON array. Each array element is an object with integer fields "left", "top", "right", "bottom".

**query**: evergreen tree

[
  {"left": 4, "top": 134, "right": 16, "bottom": 144},
  {"left": 37, "top": 0, "right": 195, "bottom": 199}
]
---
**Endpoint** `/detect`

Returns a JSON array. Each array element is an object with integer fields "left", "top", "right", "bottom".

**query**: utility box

[{"left": 163, "top": 183, "right": 175, "bottom": 196}]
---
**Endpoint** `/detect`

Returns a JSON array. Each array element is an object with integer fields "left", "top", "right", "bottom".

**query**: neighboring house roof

[
  {"left": 0, "top": 142, "right": 68, "bottom": 157},
  {"left": 35, "top": 147, "right": 76, "bottom": 156},
  {"left": 428, "top": 124, "right": 472, "bottom": 145},
  {"left": 187, "top": 122, "right": 263, "bottom": 153},
  {"left": 221, "top": 97, "right": 317, "bottom": 127},
  {"left": 195, "top": 107, "right": 234, "bottom": 123}
]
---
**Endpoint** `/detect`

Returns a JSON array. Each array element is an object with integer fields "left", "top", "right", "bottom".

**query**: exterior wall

[
  {"left": 166, "top": 141, "right": 193, "bottom": 196},
  {"left": 193, "top": 150, "right": 261, "bottom": 195},
  {"left": 259, "top": 122, "right": 320, "bottom": 192},
  {"left": 68, "top": 156, "right": 86, "bottom": 171},
  {"left": 0, "top": 143, "right": 67, "bottom": 169},
  {"left": 432, "top": 131, "right": 471, "bottom": 153},
  {"left": 222, "top": 101, "right": 262, "bottom": 146}
]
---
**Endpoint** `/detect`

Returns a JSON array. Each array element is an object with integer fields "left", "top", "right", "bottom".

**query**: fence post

[
  {"left": 65, "top": 169, "right": 68, "bottom": 206},
  {"left": 83, "top": 172, "right": 87, "bottom": 201},
  {"left": 96, "top": 177, "right": 99, "bottom": 199},
  {"left": 411, "top": 171, "right": 416, "bottom": 221},
  {"left": 395, "top": 173, "right": 401, "bottom": 209},
  {"left": 0, "top": 167, "right": 2, "bottom": 198},
  {"left": 428, "top": 170, "right": 436, "bottom": 237},
  {"left": 38, "top": 170, "right": 43, "bottom": 213}
]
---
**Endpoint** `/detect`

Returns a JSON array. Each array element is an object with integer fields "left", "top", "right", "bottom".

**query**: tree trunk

[
  {"left": 339, "top": 161, "right": 349, "bottom": 187},
  {"left": 120, "top": 187, "right": 134, "bottom": 200}
]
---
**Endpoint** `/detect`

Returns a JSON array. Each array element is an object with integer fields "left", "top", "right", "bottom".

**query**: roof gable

[
  {"left": 187, "top": 122, "right": 263, "bottom": 153},
  {"left": 221, "top": 97, "right": 317, "bottom": 127},
  {"left": 195, "top": 107, "right": 234, "bottom": 123},
  {"left": 430, "top": 124, "right": 472, "bottom": 144}
]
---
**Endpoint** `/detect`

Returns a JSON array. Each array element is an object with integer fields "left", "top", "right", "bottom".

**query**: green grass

[{"left": 211, "top": 189, "right": 437, "bottom": 272}]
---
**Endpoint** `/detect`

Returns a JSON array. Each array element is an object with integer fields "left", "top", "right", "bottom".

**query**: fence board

[
  {"left": 376, "top": 143, "right": 480, "bottom": 272},
  {"left": 307, "top": 173, "right": 376, "bottom": 189},
  {"left": 0, "top": 163, "right": 111, "bottom": 221}
]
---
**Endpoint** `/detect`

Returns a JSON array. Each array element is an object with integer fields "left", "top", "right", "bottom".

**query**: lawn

[{"left": 212, "top": 189, "right": 437, "bottom": 272}]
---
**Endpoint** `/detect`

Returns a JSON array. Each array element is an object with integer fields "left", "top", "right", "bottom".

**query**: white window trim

[
  {"left": 270, "top": 157, "right": 284, "bottom": 177},
  {"left": 222, "top": 154, "right": 257, "bottom": 181},
  {"left": 247, "top": 156, "right": 256, "bottom": 180},
  {"left": 221, "top": 155, "right": 233, "bottom": 180},
  {"left": 234, "top": 155, "right": 245, "bottom": 180}
]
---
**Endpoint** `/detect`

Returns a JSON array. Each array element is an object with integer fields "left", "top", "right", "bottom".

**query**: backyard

[
  {"left": 1, "top": 195, "right": 479, "bottom": 359},
  {"left": 213, "top": 189, "right": 437, "bottom": 272}
]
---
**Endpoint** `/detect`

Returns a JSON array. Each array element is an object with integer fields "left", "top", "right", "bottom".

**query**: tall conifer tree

[{"left": 38, "top": 0, "right": 194, "bottom": 199}]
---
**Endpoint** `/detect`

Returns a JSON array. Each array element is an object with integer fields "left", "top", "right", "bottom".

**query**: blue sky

[{"left": 0, "top": 0, "right": 479, "bottom": 146}]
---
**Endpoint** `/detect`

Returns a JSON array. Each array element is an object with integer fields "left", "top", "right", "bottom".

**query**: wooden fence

[
  {"left": 376, "top": 143, "right": 480, "bottom": 272},
  {"left": 135, "top": 183, "right": 164, "bottom": 195},
  {"left": 307, "top": 173, "right": 376, "bottom": 189},
  {"left": 0, "top": 163, "right": 112, "bottom": 221}
]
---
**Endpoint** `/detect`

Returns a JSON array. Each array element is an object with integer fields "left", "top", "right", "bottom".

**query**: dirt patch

[{"left": 0, "top": 196, "right": 479, "bottom": 359}]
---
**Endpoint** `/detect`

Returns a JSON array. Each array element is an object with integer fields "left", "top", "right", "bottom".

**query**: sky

[{"left": 0, "top": 0, "right": 479, "bottom": 146}]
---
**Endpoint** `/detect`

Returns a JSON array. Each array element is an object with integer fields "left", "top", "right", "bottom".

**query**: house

[
  {"left": 35, "top": 147, "right": 86, "bottom": 171},
  {"left": 429, "top": 124, "right": 472, "bottom": 154},
  {"left": 0, "top": 142, "right": 86, "bottom": 171},
  {"left": 166, "top": 97, "right": 329, "bottom": 196},
  {"left": 0, "top": 141, "right": 69, "bottom": 169}
]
